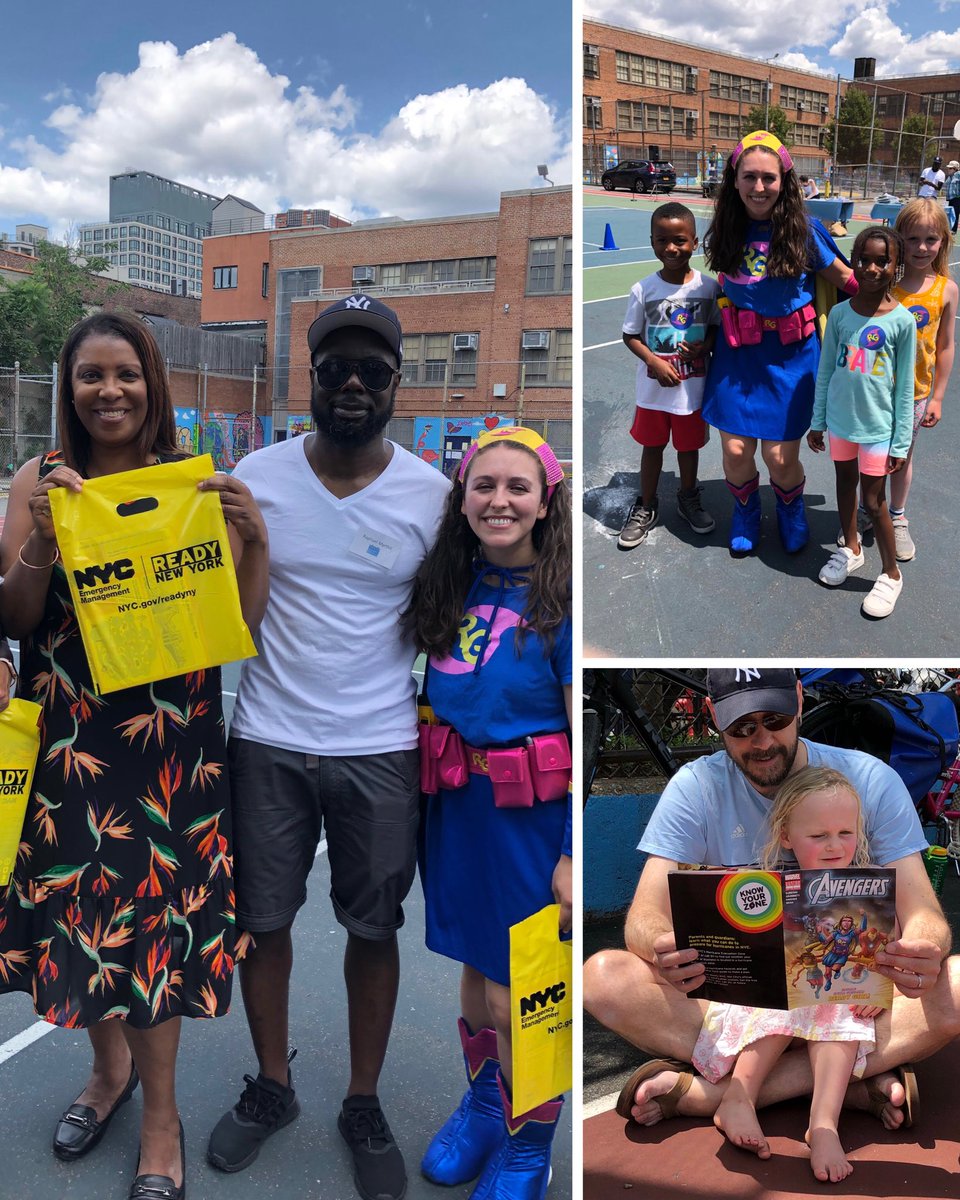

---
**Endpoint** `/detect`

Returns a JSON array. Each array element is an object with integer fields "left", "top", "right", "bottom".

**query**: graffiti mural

[
  {"left": 412, "top": 414, "right": 508, "bottom": 474},
  {"left": 287, "top": 414, "right": 313, "bottom": 438},
  {"left": 198, "top": 410, "right": 272, "bottom": 472}
]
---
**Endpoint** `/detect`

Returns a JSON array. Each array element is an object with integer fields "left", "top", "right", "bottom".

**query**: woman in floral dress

[{"left": 0, "top": 313, "right": 268, "bottom": 1199}]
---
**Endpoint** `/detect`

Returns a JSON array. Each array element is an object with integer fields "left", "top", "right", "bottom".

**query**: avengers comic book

[{"left": 668, "top": 867, "right": 896, "bottom": 1010}]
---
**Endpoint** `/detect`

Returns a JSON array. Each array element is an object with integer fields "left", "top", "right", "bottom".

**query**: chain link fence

[
  {"left": 589, "top": 667, "right": 960, "bottom": 782},
  {"left": 0, "top": 366, "right": 57, "bottom": 481}
]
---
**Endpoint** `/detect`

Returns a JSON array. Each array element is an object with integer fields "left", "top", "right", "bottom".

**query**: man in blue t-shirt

[{"left": 584, "top": 667, "right": 959, "bottom": 1133}]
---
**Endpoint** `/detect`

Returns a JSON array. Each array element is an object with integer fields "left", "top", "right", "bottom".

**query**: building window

[
  {"left": 779, "top": 84, "right": 829, "bottom": 110},
  {"left": 213, "top": 266, "right": 238, "bottom": 289},
  {"left": 261, "top": 262, "right": 269, "bottom": 298},
  {"left": 520, "top": 329, "right": 572, "bottom": 386},
  {"left": 404, "top": 262, "right": 428, "bottom": 285},
  {"left": 527, "top": 237, "right": 572, "bottom": 294},
  {"left": 709, "top": 71, "right": 763, "bottom": 105},
  {"left": 616, "top": 51, "right": 684, "bottom": 91},
  {"left": 709, "top": 111, "right": 743, "bottom": 139},
  {"left": 380, "top": 264, "right": 402, "bottom": 287},
  {"left": 584, "top": 96, "right": 603, "bottom": 129},
  {"left": 432, "top": 260, "right": 457, "bottom": 282},
  {"left": 584, "top": 44, "right": 600, "bottom": 79},
  {"left": 400, "top": 333, "right": 478, "bottom": 387}
]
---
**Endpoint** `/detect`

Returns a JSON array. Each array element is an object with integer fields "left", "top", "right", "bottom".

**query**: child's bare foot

[
  {"left": 713, "top": 1093, "right": 770, "bottom": 1158},
  {"left": 805, "top": 1126, "right": 853, "bottom": 1183},
  {"left": 631, "top": 1068, "right": 681, "bottom": 1126},
  {"left": 848, "top": 1072, "right": 907, "bottom": 1130}
]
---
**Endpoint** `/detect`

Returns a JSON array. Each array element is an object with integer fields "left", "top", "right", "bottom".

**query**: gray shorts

[{"left": 229, "top": 736, "right": 420, "bottom": 939}]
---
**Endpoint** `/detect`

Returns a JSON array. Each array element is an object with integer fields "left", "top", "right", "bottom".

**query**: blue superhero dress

[
  {"left": 702, "top": 218, "right": 837, "bottom": 441},
  {"left": 420, "top": 573, "right": 572, "bottom": 986}
]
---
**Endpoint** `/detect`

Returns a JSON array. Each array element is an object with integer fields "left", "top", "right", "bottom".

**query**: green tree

[
  {"left": 823, "top": 87, "right": 886, "bottom": 162},
  {"left": 0, "top": 240, "right": 113, "bottom": 370},
  {"left": 742, "top": 104, "right": 792, "bottom": 146},
  {"left": 901, "top": 112, "right": 937, "bottom": 168}
]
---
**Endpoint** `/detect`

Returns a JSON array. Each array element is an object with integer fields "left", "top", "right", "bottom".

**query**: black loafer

[
  {"left": 130, "top": 1120, "right": 185, "bottom": 1200},
  {"left": 53, "top": 1064, "right": 140, "bottom": 1161}
]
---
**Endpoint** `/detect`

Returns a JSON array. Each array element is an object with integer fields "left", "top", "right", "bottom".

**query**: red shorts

[{"left": 630, "top": 406, "right": 707, "bottom": 452}]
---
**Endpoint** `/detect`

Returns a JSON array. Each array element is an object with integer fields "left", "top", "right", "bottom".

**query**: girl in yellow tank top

[{"left": 888, "top": 200, "right": 958, "bottom": 560}]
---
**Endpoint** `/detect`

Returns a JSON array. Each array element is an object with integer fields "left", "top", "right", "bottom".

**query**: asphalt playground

[
  {"left": 583, "top": 187, "right": 960, "bottom": 658},
  {"left": 0, "top": 652, "right": 572, "bottom": 1200}
]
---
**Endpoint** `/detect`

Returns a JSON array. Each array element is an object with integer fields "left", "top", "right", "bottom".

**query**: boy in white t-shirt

[{"left": 618, "top": 202, "right": 721, "bottom": 549}]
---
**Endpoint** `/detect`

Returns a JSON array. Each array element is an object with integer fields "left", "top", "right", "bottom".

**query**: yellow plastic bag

[
  {"left": 0, "top": 699, "right": 42, "bottom": 885},
  {"left": 509, "top": 903, "right": 572, "bottom": 1114},
  {"left": 50, "top": 454, "right": 256, "bottom": 694}
]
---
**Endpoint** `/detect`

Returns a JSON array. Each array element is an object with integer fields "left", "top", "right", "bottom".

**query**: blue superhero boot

[
  {"left": 469, "top": 1073, "right": 563, "bottom": 1200},
  {"left": 725, "top": 474, "right": 761, "bottom": 556},
  {"left": 772, "top": 477, "right": 809, "bottom": 553},
  {"left": 421, "top": 1020, "right": 504, "bottom": 1185}
]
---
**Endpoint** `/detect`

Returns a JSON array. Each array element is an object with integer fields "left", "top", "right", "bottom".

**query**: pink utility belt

[
  {"left": 419, "top": 724, "right": 570, "bottom": 807},
  {"left": 719, "top": 301, "right": 816, "bottom": 348}
]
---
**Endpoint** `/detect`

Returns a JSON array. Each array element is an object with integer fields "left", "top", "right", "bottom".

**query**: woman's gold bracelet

[{"left": 18, "top": 542, "right": 59, "bottom": 570}]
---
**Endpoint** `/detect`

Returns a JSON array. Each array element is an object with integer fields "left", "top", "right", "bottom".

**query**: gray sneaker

[
  {"left": 617, "top": 496, "right": 658, "bottom": 549},
  {"left": 676, "top": 486, "right": 715, "bottom": 534},
  {"left": 837, "top": 507, "right": 873, "bottom": 547},
  {"left": 892, "top": 514, "right": 916, "bottom": 561}
]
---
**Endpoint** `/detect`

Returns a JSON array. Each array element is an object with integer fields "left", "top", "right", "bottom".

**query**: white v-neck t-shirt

[{"left": 230, "top": 436, "right": 449, "bottom": 755}]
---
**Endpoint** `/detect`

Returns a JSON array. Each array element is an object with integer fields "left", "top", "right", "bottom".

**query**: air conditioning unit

[
  {"left": 585, "top": 44, "right": 599, "bottom": 56},
  {"left": 587, "top": 97, "right": 601, "bottom": 109},
  {"left": 686, "top": 110, "right": 698, "bottom": 122},
  {"left": 352, "top": 266, "right": 376, "bottom": 284},
  {"left": 685, "top": 67, "right": 698, "bottom": 93},
  {"left": 522, "top": 331, "right": 550, "bottom": 350},
  {"left": 453, "top": 333, "right": 479, "bottom": 351}
]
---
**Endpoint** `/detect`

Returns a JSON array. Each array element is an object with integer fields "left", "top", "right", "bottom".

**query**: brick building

[
  {"left": 583, "top": 21, "right": 842, "bottom": 184},
  {"left": 201, "top": 186, "right": 572, "bottom": 445}
]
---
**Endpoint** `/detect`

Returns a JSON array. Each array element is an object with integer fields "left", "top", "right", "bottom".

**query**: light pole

[{"left": 764, "top": 53, "right": 779, "bottom": 129}]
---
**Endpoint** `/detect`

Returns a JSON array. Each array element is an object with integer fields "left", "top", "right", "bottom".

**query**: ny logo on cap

[
  {"left": 733, "top": 667, "right": 762, "bottom": 683},
  {"left": 346, "top": 295, "right": 372, "bottom": 310}
]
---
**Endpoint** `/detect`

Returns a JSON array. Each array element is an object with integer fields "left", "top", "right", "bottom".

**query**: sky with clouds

[
  {"left": 0, "top": 1, "right": 572, "bottom": 238},
  {"left": 585, "top": 1, "right": 960, "bottom": 77}
]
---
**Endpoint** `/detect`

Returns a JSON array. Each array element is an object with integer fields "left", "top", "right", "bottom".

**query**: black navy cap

[
  {"left": 706, "top": 667, "right": 799, "bottom": 730},
  {"left": 307, "top": 294, "right": 403, "bottom": 363}
]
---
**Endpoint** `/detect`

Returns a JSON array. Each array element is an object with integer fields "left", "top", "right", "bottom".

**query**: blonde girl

[{"left": 887, "top": 199, "right": 958, "bottom": 560}]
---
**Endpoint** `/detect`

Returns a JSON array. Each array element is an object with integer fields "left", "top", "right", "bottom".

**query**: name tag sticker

[{"left": 348, "top": 530, "right": 401, "bottom": 571}]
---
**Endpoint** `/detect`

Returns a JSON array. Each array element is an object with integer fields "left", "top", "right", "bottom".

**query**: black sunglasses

[
  {"left": 724, "top": 712, "right": 795, "bottom": 739},
  {"left": 314, "top": 357, "right": 398, "bottom": 393}
]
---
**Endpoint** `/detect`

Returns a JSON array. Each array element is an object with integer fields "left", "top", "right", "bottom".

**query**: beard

[
  {"left": 724, "top": 730, "right": 800, "bottom": 793},
  {"left": 310, "top": 389, "right": 395, "bottom": 447}
]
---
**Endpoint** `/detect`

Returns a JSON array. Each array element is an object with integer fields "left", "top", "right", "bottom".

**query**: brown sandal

[
  {"left": 615, "top": 1057, "right": 695, "bottom": 1123},
  {"left": 865, "top": 1063, "right": 919, "bottom": 1129}
]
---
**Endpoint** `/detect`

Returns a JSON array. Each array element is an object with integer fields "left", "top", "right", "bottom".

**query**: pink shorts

[
  {"left": 630, "top": 407, "right": 707, "bottom": 452},
  {"left": 828, "top": 433, "right": 894, "bottom": 477}
]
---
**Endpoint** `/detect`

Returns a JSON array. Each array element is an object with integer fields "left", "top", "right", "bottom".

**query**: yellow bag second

[
  {"left": 50, "top": 454, "right": 257, "bottom": 694},
  {"left": 509, "top": 903, "right": 573, "bottom": 1115},
  {"left": 0, "top": 699, "right": 42, "bottom": 886}
]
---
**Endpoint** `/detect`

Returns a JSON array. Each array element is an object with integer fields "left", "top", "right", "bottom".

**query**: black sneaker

[
  {"left": 676, "top": 486, "right": 715, "bottom": 534},
  {"left": 207, "top": 1053, "right": 300, "bottom": 1173},
  {"left": 338, "top": 1095, "right": 407, "bottom": 1200},
  {"left": 617, "top": 495, "right": 658, "bottom": 549}
]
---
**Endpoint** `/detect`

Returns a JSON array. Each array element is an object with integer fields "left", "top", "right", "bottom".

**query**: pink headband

[
  {"left": 730, "top": 130, "right": 794, "bottom": 174},
  {"left": 458, "top": 426, "right": 565, "bottom": 500}
]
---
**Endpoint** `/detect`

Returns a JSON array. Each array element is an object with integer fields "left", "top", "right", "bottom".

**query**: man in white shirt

[
  {"left": 207, "top": 295, "right": 449, "bottom": 1200},
  {"left": 918, "top": 156, "right": 946, "bottom": 198}
]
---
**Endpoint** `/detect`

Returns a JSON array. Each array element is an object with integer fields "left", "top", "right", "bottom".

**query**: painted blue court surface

[{"left": 582, "top": 189, "right": 960, "bottom": 657}]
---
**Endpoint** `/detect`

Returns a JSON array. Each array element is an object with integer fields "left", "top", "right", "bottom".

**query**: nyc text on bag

[
  {"left": 509, "top": 903, "right": 572, "bottom": 1114},
  {"left": 0, "top": 699, "right": 42, "bottom": 885},
  {"left": 51, "top": 455, "right": 256, "bottom": 694}
]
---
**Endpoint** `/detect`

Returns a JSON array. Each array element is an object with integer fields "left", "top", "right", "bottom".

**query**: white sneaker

[
  {"left": 892, "top": 514, "right": 916, "bottom": 561},
  {"left": 862, "top": 572, "right": 904, "bottom": 618},
  {"left": 819, "top": 545, "right": 865, "bottom": 587}
]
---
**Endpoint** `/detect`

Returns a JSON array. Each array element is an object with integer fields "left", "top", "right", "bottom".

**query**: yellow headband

[
  {"left": 458, "top": 425, "right": 565, "bottom": 494},
  {"left": 731, "top": 130, "right": 794, "bottom": 173}
]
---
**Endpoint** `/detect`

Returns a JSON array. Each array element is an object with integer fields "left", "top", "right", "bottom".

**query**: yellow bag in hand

[
  {"left": 509, "top": 903, "right": 572, "bottom": 1115},
  {"left": 0, "top": 699, "right": 42, "bottom": 885},
  {"left": 51, "top": 454, "right": 257, "bottom": 694}
]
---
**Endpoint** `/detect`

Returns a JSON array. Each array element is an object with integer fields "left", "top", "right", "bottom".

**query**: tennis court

[{"left": 582, "top": 187, "right": 960, "bottom": 657}]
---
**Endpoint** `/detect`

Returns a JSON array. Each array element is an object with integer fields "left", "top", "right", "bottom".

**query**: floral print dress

[{"left": 0, "top": 452, "right": 242, "bottom": 1029}]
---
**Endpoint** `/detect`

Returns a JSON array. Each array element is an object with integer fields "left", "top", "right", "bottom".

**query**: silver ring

[{"left": 915, "top": 972, "right": 922, "bottom": 989}]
